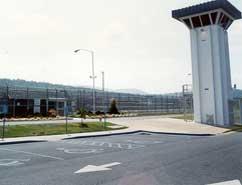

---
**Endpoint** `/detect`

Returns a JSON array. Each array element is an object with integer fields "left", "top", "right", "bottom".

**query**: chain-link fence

[
  {"left": 182, "top": 84, "right": 194, "bottom": 121},
  {"left": 233, "top": 98, "right": 242, "bottom": 125},
  {"left": 0, "top": 86, "right": 187, "bottom": 118}
]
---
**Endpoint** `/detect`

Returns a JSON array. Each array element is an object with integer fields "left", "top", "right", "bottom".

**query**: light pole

[
  {"left": 101, "top": 71, "right": 106, "bottom": 127},
  {"left": 74, "top": 49, "right": 96, "bottom": 113},
  {"left": 101, "top": 71, "right": 105, "bottom": 111}
]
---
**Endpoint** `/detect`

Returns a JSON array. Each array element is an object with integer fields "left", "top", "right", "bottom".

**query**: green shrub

[{"left": 109, "top": 99, "right": 119, "bottom": 114}]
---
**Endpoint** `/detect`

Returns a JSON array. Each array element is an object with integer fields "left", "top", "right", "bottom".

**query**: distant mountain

[
  {"left": 114, "top": 89, "right": 148, "bottom": 95},
  {"left": 0, "top": 78, "right": 193, "bottom": 96},
  {"left": 0, "top": 79, "right": 149, "bottom": 95},
  {"left": 0, "top": 78, "right": 92, "bottom": 91}
]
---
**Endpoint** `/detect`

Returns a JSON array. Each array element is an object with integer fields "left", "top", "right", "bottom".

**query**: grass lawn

[
  {"left": 0, "top": 122, "right": 127, "bottom": 138},
  {"left": 226, "top": 125, "right": 242, "bottom": 133},
  {"left": 172, "top": 114, "right": 194, "bottom": 121}
]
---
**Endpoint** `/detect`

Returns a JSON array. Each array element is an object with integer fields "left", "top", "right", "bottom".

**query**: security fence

[
  {"left": 233, "top": 98, "right": 242, "bottom": 125},
  {"left": 0, "top": 86, "right": 186, "bottom": 117},
  {"left": 182, "top": 84, "right": 193, "bottom": 121},
  {"left": 2, "top": 85, "right": 242, "bottom": 124}
]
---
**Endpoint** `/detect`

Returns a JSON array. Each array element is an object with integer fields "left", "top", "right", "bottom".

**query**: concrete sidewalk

[
  {"left": 0, "top": 116, "right": 230, "bottom": 145},
  {"left": 109, "top": 116, "right": 229, "bottom": 135}
]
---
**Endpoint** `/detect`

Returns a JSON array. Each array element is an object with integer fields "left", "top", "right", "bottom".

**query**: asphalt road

[{"left": 0, "top": 132, "right": 242, "bottom": 185}]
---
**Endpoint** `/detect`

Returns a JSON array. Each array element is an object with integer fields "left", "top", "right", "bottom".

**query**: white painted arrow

[
  {"left": 207, "top": 180, "right": 241, "bottom": 185},
  {"left": 75, "top": 162, "right": 121, "bottom": 174}
]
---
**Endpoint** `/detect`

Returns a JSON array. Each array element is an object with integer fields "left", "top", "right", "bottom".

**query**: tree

[
  {"left": 109, "top": 99, "right": 119, "bottom": 114},
  {"left": 79, "top": 108, "right": 87, "bottom": 123}
]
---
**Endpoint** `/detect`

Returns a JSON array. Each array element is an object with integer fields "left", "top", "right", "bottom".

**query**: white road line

[
  {"left": 0, "top": 148, "right": 64, "bottom": 161},
  {"left": 98, "top": 142, "right": 106, "bottom": 146},
  {"left": 0, "top": 159, "right": 30, "bottom": 166},
  {"left": 116, "top": 143, "right": 122, "bottom": 149},
  {"left": 75, "top": 162, "right": 121, "bottom": 174},
  {"left": 207, "top": 180, "right": 241, "bottom": 185},
  {"left": 56, "top": 148, "right": 103, "bottom": 154},
  {"left": 127, "top": 144, "right": 145, "bottom": 150},
  {"left": 60, "top": 140, "right": 145, "bottom": 150}
]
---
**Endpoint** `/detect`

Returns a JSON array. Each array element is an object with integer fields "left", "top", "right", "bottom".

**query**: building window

[
  {"left": 191, "top": 16, "right": 201, "bottom": 28},
  {"left": 201, "top": 14, "right": 211, "bottom": 26},
  {"left": 218, "top": 13, "right": 224, "bottom": 23},
  {"left": 211, "top": 12, "right": 218, "bottom": 24},
  {"left": 183, "top": 18, "right": 192, "bottom": 29},
  {"left": 220, "top": 15, "right": 230, "bottom": 29}
]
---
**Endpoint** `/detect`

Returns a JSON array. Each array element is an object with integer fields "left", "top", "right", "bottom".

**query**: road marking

[
  {"left": 75, "top": 162, "right": 121, "bottom": 174},
  {"left": 126, "top": 140, "right": 164, "bottom": 144},
  {"left": 56, "top": 148, "right": 103, "bottom": 154},
  {"left": 207, "top": 180, "right": 241, "bottom": 185},
  {"left": 0, "top": 159, "right": 30, "bottom": 166},
  {"left": 0, "top": 148, "right": 64, "bottom": 161},
  {"left": 61, "top": 140, "right": 145, "bottom": 150}
]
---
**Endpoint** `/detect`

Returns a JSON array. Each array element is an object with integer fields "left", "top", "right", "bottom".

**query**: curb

[
  {"left": 0, "top": 131, "right": 216, "bottom": 145},
  {"left": 139, "top": 131, "right": 215, "bottom": 137},
  {"left": 0, "top": 140, "right": 47, "bottom": 145},
  {"left": 63, "top": 130, "right": 215, "bottom": 140},
  {"left": 63, "top": 130, "right": 141, "bottom": 140}
]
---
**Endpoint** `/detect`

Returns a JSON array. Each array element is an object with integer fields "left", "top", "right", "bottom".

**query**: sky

[{"left": 0, "top": 0, "right": 241, "bottom": 94}]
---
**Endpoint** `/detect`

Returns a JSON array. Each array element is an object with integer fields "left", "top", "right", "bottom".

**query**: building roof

[{"left": 172, "top": 0, "right": 241, "bottom": 20}]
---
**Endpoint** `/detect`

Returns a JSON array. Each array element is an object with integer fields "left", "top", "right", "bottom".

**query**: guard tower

[{"left": 172, "top": 0, "right": 241, "bottom": 126}]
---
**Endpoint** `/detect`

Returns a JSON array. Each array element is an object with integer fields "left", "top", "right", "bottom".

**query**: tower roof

[{"left": 172, "top": 0, "right": 241, "bottom": 20}]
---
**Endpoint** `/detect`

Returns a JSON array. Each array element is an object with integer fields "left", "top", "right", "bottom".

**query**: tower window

[
  {"left": 211, "top": 12, "right": 218, "bottom": 24},
  {"left": 183, "top": 18, "right": 192, "bottom": 29},
  {"left": 218, "top": 13, "right": 224, "bottom": 23},
  {"left": 201, "top": 14, "right": 211, "bottom": 26},
  {"left": 220, "top": 15, "right": 230, "bottom": 29},
  {"left": 191, "top": 16, "right": 202, "bottom": 28}
]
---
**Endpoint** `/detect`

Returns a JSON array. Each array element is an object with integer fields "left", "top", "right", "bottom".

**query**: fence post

[
  {"left": 166, "top": 96, "right": 169, "bottom": 113},
  {"left": 55, "top": 89, "right": 58, "bottom": 116},
  {"left": 27, "top": 88, "right": 29, "bottom": 116},
  {"left": 78, "top": 90, "right": 81, "bottom": 110},
  {"left": 2, "top": 116, "right": 6, "bottom": 140},
  {"left": 240, "top": 99, "right": 242, "bottom": 124},
  {"left": 13, "top": 99, "right": 16, "bottom": 117},
  {"left": 64, "top": 90, "right": 68, "bottom": 134},
  {"left": 6, "top": 86, "right": 9, "bottom": 117},
  {"left": 46, "top": 88, "right": 49, "bottom": 116}
]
